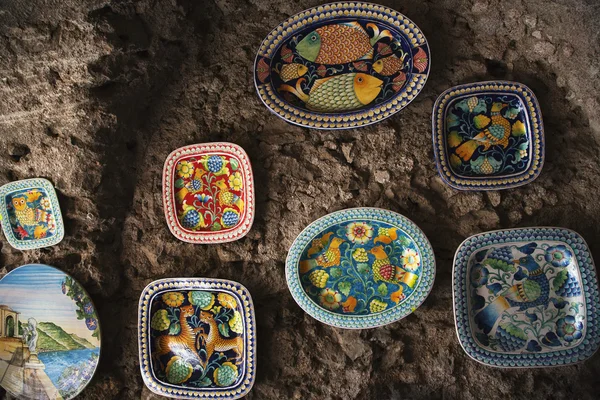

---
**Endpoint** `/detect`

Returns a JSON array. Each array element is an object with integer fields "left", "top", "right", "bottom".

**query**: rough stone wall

[{"left": 1, "top": 0, "right": 599, "bottom": 399}]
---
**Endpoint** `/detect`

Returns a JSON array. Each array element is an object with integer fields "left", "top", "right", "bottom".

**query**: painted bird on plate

[
  {"left": 474, "top": 251, "right": 550, "bottom": 334},
  {"left": 215, "top": 180, "right": 244, "bottom": 213},
  {"left": 373, "top": 227, "right": 398, "bottom": 245},
  {"left": 299, "top": 237, "right": 345, "bottom": 274},
  {"left": 186, "top": 168, "right": 206, "bottom": 193},
  {"left": 307, "top": 232, "right": 334, "bottom": 257},
  {"left": 11, "top": 191, "right": 51, "bottom": 238},
  {"left": 295, "top": 22, "right": 392, "bottom": 65},
  {"left": 279, "top": 73, "right": 383, "bottom": 112},
  {"left": 455, "top": 102, "right": 515, "bottom": 161},
  {"left": 369, "top": 246, "right": 418, "bottom": 288}
]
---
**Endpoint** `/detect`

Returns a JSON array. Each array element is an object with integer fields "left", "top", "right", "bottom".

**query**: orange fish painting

[{"left": 295, "top": 21, "right": 392, "bottom": 65}]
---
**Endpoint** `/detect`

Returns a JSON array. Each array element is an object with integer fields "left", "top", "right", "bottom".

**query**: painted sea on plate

[{"left": 0, "top": 264, "right": 100, "bottom": 400}]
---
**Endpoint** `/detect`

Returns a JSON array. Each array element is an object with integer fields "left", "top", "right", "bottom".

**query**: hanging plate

[
  {"left": 0, "top": 264, "right": 101, "bottom": 399},
  {"left": 453, "top": 228, "right": 600, "bottom": 367},
  {"left": 138, "top": 278, "right": 256, "bottom": 399},
  {"left": 254, "top": 2, "right": 430, "bottom": 129},
  {"left": 286, "top": 208, "right": 435, "bottom": 329}
]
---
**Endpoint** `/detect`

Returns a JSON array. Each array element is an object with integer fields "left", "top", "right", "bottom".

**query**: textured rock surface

[{"left": 1, "top": 0, "right": 600, "bottom": 399}]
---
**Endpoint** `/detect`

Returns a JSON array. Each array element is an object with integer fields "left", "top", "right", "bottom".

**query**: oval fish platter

[
  {"left": 286, "top": 208, "right": 435, "bottom": 329},
  {"left": 254, "top": 2, "right": 431, "bottom": 129},
  {"left": 0, "top": 264, "right": 101, "bottom": 400}
]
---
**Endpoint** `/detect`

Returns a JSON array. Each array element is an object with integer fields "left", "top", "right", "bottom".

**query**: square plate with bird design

[
  {"left": 138, "top": 278, "right": 256, "bottom": 399},
  {"left": 433, "top": 81, "right": 545, "bottom": 190},
  {"left": 453, "top": 228, "right": 600, "bottom": 367},
  {"left": 162, "top": 143, "right": 254, "bottom": 244},
  {"left": 0, "top": 178, "right": 64, "bottom": 250}
]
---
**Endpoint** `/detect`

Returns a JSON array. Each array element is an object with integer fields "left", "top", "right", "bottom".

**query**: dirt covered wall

[{"left": 1, "top": 0, "right": 600, "bottom": 399}]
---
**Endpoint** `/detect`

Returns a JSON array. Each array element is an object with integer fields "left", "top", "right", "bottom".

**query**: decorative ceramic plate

[
  {"left": 162, "top": 143, "right": 255, "bottom": 244},
  {"left": 0, "top": 178, "right": 64, "bottom": 250},
  {"left": 286, "top": 208, "right": 435, "bottom": 329},
  {"left": 254, "top": 2, "right": 430, "bottom": 129},
  {"left": 138, "top": 278, "right": 256, "bottom": 399},
  {"left": 0, "top": 264, "right": 101, "bottom": 399},
  {"left": 453, "top": 228, "right": 600, "bottom": 367},
  {"left": 432, "top": 81, "right": 544, "bottom": 190}
]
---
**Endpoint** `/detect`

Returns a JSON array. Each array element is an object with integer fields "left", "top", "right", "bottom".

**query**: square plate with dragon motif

[
  {"left": 0, "top": 178, "right": 64, "bottom": 250},
  {"left": 162, "top": 143, "right": 254, "bottom": 244},
  {"left": 138, "top": 278, "right": 256, "bottom": 399},
  {"left": 453, "top": 228, "right": 600, "bottom": 367},
  {"left": 433, "top": 81, "right": 544, "bottom": 190}
]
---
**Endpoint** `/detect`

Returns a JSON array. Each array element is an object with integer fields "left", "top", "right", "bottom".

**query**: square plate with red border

[{"left": 162, "top": 143, "right": 254, "bottom": 244}]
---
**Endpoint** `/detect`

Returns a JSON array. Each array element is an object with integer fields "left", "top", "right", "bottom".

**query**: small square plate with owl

[
  {"left": 0, "top": 178, "right": 64, "bottom": 250},
  {"left": 138, "top": 278, "right": 257, "bottom": 399},
  {"left": 432, "top": 81, "right": 545, "bottom": 190},
  {"left": 453, "top": 227, "right": 600, "bottom": 368},
  {"left": 162, "top": 143, "right": 255, "bottom": 244}
]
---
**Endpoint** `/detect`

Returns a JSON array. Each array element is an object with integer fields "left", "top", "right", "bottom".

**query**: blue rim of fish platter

[
  {"left": 286, "top": 208, "right": 435, "bottom": 329},
  {"left": 0, "top": 264, "right": 101, "bottom": 400},
  {"left": 138, "top": 278, "right": 256, "bottom": 399},
  {"left": 432, "top": 81, "right": 545, "bottom": 190},
  {"left": 453, "top": 228, "right": 600, "bottom": 368},
  {"left": 0, "top": 178, "right": 64, "bottom": 250},
  {"left": 254, "top": 2, "right": 430, "bottom": 129}
]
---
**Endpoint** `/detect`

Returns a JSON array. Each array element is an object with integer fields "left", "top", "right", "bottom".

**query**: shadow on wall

[{"left": 81, "top": 1, "right": 219, "bottom": 393}]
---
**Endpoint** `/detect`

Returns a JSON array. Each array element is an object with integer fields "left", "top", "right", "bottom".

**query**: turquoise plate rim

[
  {"left": 0, "top": 178, "right": 64, "bottom": 250},
  {"left": 452, "top": 227, "right": 600, "bottom": 368},
  {"left": 285, "top": 207, "right": 436, "bottom": 329}
]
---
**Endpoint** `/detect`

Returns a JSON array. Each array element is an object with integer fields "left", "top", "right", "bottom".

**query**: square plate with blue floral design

[
  {"left": 138, "top": 278, "right": 256, "bottom": 399},
  {"left": 0, "top": 178, "right": 64, "bottom": 250},
  {"left": 453, "top": 228, "right": 600, "bottom": 368},
  {"left": 433, "top": 81, "right": 544, "bottom": 190}
]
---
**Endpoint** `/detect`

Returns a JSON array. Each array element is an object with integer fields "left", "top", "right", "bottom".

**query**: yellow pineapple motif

[{"left": 215, "top": 180, "right": 245, "bottom": 213}]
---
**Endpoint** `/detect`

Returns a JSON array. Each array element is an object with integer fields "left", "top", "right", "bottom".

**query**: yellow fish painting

[
  {"left": 373, "top": 53, "right": 407, "bottom": 76},
  {"left": 295, "top": 22, "right": 392, "bottom": 65},
  {"left": 279, "top": 73, "right": 383, "bottom": 112},
  {"left": 275, "top": 63, "right": 308, "bottom": 82}
]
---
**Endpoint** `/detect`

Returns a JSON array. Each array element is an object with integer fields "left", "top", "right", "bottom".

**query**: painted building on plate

[{"left": 0, "top": 305, "right": 19, "bottom": 338}]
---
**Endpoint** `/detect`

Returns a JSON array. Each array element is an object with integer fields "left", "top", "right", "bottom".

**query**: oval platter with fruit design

[
  {"left": 286, "top": 208, "right": 435, "bottom": 329},
  {"left": 254, "top": 2, "right": 430, "bottom": 129}
]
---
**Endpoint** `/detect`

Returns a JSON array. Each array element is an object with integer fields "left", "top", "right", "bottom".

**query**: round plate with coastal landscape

[
  {"left": 0, "top": 264, "right": 100, "bottom": 399},
  {"left": 286, "top": 208, "right": 436, "bottom": 329}
]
